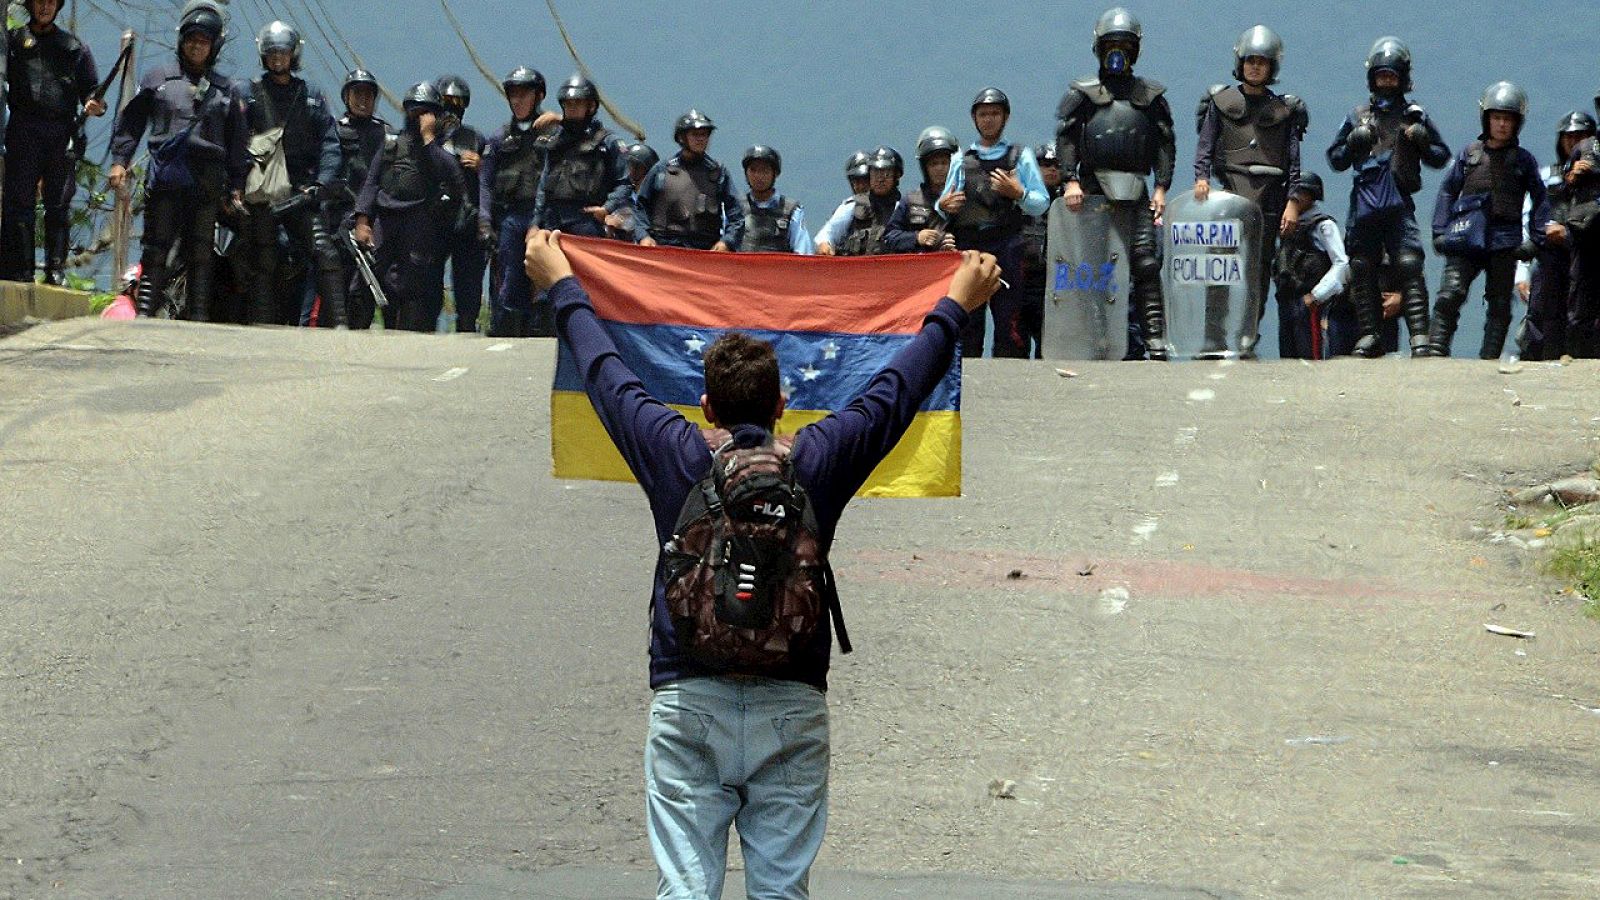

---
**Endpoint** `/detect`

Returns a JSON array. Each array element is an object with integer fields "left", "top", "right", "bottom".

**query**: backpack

[
  {"left": 663, "top": 433, "right": 850, "bottom": 676},
  {"left": 242, "top": 80, "right": 300, "bottom": 205}
]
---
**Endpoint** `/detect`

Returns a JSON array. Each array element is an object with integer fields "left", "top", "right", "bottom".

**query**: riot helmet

[
  {"left": 176, "top": 1, "right": 227, "bottom": 66},
  {"left": 341, "top": 69, "right": 379, "bottom": 113},
  {"left": 1365, "top": 36, "right": 1412, "bottom": 94},
  {"left": 971, "top": 87, "right": 1010, "bottom": 116},
  {"left": 558, "top": 74, "right": 599, "bottom": 104},
  {"left": 845, "top": 150, "right": 871, "bottom": 181},
  {"left": 1233, "top": 25, "right": 1283, "bottom": 85},
  {"left": 673, "top": 109, "right": 716, "bottom": 145},
  {"left": 1479, "top": 81, "right": 1528, "bottom": 137},
  {"left": 916, "top": 126, "right": 959, "bottom": 161},
  {"left": 436, "top": 75, "right": 471, "bottom": 110},
  {"left": 626, "top": 142, "right": 659, "bottom": 169},
  {"left": 403, "top": 81, "right": 444, "bottom": 115},
  {"left": 1290, "top": 172, "right": 1324, "bottom": 204},
  {"left": 502, "top": 66, "right": 546, "bottom": 97},
  {"left": 742, "top": 145, "right": 782, "bottom": 176},
  {"left": 1035, "top": 142, "right": 1060, "bottom": 165},
  {"left": 1556, "top": 111, "right": 1596, "bottom": 161},
  {"left": 1093, "top": 7, "right": 1142, "bottom": 74},
  {"left": 868, "top": 146, "right": 904, "bottom": 177},
  {"left": 256, "top": 21, "right": 303, "bottom": 71}
]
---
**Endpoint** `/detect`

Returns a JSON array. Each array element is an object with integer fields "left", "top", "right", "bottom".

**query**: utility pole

[{"left": 110, "top": 30, "right": 135, "bottom": 280}]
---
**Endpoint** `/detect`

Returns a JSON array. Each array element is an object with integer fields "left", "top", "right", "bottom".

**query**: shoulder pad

[
  {"left": 1066, "top": 79, "right": 1112, "bottom": 108},
  {"left": 1212, "top": 86, "right": 1247, "bottom": 121},
  {"left": 1130, "top": 78, "right": 1166, "bottom": 107},
  {"left": 781, "top": 197, "right": 799, "bottom": 217},
  {"left": 58, "top": 30, "right": 83, "bottom": 55},
  {"left": 1283, "top": 94, "right": 1309, "bottom": 128}
]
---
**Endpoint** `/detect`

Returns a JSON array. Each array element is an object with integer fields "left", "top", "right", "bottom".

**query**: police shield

[
  {"left": 1041, "top": 195, "right": 1133, "bottom": 361},
  {"left": 1161, "top": 189, "right": 1265, "bottom": 360}
]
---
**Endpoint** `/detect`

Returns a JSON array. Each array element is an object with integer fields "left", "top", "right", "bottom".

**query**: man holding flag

[{"left": 524, "top": 228, "right": 998, "bottom": 899}]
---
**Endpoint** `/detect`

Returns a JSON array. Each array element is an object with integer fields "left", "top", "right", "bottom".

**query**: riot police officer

[
  {"left": 606, "top": 141, "right": 656, "bottom": 239},
  {"left": 435, "top": 74, "right": 488, "bottom": 332},
  {"left": 885, "top": 126, "right": 959, "bottom": 254},
  {"left": 1327, "top": 37, "right": 1451, "bottom": 357},
  {"left": 1018, "top": 141, "right": 1066, "bottom": 357},
  {"left": 1518, "top": 112, "right": 1594, "bottom": 360},
  {"left": 326, "top": 68, "right": 392, "bottom": 329},
  {"left": 108, "top": 1, "right": 237, "bottom": 321},
  {"left": 1194, "top": 26, "right": 1308, "bottom": 355},
  {"left": 1273, "top": 174, "right": 1352, "bottom": 358},
  {"left": 3, "top": 0, "right": 104, "bottom": 283},
  {"left": 1428, "top": 82, "right": 1549, "bottom": 359},
  {"left": 940, "top": 87, "right": 1051, "bottom": 358},
  {"left": 737, "top": 145, "right": 811, "bottom": 253},
  {"left": 535, "top": 75, "right": 630, "bottom": 237},
  {"left": 815, "top": 146, "right": 903, "bottom": 257},
  {"left": 352, "top": 82, "right": 464, "bottom": 333},
  {"left": 845, "top": 150, "right": 871, "bottom": 196},
  {"left": 634, "top": 109, "right": 743, "bottom": 250},
  {"left": 478, "top": 66, "right": 558, "bottom": 336},
  {"left": 231, "top": 21, "right": 347, "bottom": 327},
  {"left": 1056, "top": 7, "right": 1177, "bottom": 359}
]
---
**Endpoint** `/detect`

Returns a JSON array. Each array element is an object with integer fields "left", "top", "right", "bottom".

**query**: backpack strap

[{"left": 820, "top": 563, "right": 851, "bottom": 654}]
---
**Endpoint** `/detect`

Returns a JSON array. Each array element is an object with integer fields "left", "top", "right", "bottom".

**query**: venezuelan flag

[{"left": 551, "top": 236, "right": 964, "bottom": 497}]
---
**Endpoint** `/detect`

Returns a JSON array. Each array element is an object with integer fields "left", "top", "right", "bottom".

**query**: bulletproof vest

[
  {"left": 1459, "top": 142, "right": 1526, "bottom": 222},
  {"left": 379, "top": 129, "right": 434, "bottom": 204},
  {"left": 949, "top": 145, "right": 1024, "bottom": 240},
  {"left": 1568, "top": 137, "right": 1600, "bottom": 205},
  {"left": 541, "top": 122, "right": 614, "bottom": 206},
  {"left": 491, "top": 123, "right": 546, "bottom": 208},
  {"left": 1076, "top": 77, "right": 1166, "bottom": 186},
  {"left": 651, "top": 158, "right": 727, "bottom": 244},
  {"left": 739, "top": 194, "right": 798, "bottom": 253},
  {"left": 1213, "top": 87, "right": 1294, "bottom": 173},
  {"left": 334, "top": 115, "right": 388, "bottom": 205},
  {"left": 903, "top": 186, "right": 940, "bottom": 230},
  {"left": 248, "top": 79, "right": 315, "bottom": 173},
  {"left": 1358, "top": 101, "right": 1424, "bottom": 195},
  {"left": 1275, "top": 211, "right": 1336, "bottom": 297},
  {"left": 838, "top": 191, "right": 898, "bottom": 257},
  {"left": 441, "top": 123, "right": 484, "bottom": 204},
  {"left": 8, "top": 26, "right": 84, "bottom": 118},
  {"left": 148, "top": 69, "right": 232, "bottom": 159}
]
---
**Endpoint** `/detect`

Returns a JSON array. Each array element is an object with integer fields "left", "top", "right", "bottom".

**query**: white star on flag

[
  {"left": 799, "top": 365, "right": 822, "bottom": 381},
  {"left": 684, "top": 335, "right": 706, "bottom": 355},
  {"left": 820, "top": 340, "right": 840, "bottom": 360}
]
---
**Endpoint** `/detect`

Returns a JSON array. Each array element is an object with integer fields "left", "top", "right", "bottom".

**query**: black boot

[
  {"left": 135, "top": 274, "right": 163, "bottom": 318},
  {"left": 1136, "top": 283, "right": 1168, "bottom": 360},
  {"left": 1479, "top": 319, "right": 1512, "bottom": 359},
  {"left": 1403, "top": 282, "right": 1432, "bottom": 357},
  {"left": 317, "top": 268, "right": 349, "bottom": 328},
  {"left": 185, "top": 254, "right": 212, "bottom": 323},
  {"left": 1348, "top": 257, "right": 1384, "bottom": 358},
  {"left": 1428, "top": 264, "right": 1469, "bottom": 357},
  {"left": 42, "top": 228, "right": 69, "bottom": 286}
]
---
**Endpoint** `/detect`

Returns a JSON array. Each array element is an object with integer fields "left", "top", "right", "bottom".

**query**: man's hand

[
  {"left": 419, "top": 111, "right": 438, "bottom": 144},
  {"left": 709, "top": 241, "right": 730, "bottom": 252},
  {"left": 639, "top": 236, "right": 658, "bottom": 247},
  {"left": 940, "top": 232, "right": 957, "bottom": 251},
  {"left": 1546, "top": 221, "right": 1568, "bottom": 246},
  {"left": 1193, "top": 178, "right": 1210, "bottom": 203},
  {"left": 1516, "top": 281, "right": 1531, "bottom": 303},
  {"left": 1063, "top": 180, "right": 1085, "bottom": 212},
  {"left": 814, "top": 241, "right": 834, "bottom": 256},
  {"left": 1280, "top": 202, "right": 1301, "bottom": 236},
  {"left": 459, "top": 149, "right": 481, "bottom": 171},
  {"left": 604, "top": 211, "right": 626, "bottom": 230},
  {"left": 108, "top": 163, "right": 128, "bottom": 192},
  {"left": 947, "top": 249, "right": 1002, "bottom": 312},
  {"left": 938, "top": 190, "right": 966, "bottom": 215},
  {"left": 1150, "top": 185, "right": 1167, "bottom": 225},
  {"left": 916, "top": 228, "right": 942, "bottom": 248},
  {"left": 1381, "top": 290, "right": 1401, "bottom": 320},
  {"left": 1568, "top": 159, "right": 1593, "bottom": 184},
  {"left": 584, "top": 205, "right": 608, "bottom": 223},
  {"left": 1302, "top": 292, "right": 1318, "bottom": 309},
  {"left": 525, "top": 228, "right": 574, "bottom": 291},
  {"left": 533, "top": 110, "right": 562, "bottom": 130},
  {"left": 989, "top": 168, "right": 1024, "bottom": 201},
  {"left": 228, "top": 189, "right": 245, "bottom": 215},
  {"left": 352, "top": 219, "right": 373, "bottom": 248},
  {"left": 84, "top": 98, "right": 107, "bottom": 118}
]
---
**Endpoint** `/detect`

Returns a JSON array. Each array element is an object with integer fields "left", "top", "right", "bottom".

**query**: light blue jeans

[{"left": 646, "top": 676, "right": 829, "bottom": 900}]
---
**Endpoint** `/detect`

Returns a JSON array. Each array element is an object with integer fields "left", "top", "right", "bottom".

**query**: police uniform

[
  {"left": 329, "top": 109, "right": 392, "bottom": 328},
  {"left": 738, "top": 193, "right": 807, "bottom": 253},
  {"left": 836, "top": 190, "right": 899, "bottom": 257},
  {"left": 231, "top": 74, "right": 348, "bottom": 326},
  {"left": 3, "top": 19, "right": 98, "bottom": 282},
  {"left": 479, "top": 116, "right": 555, "bottom": 336},
  {"left": 355, "top": 120, "right": 465, "bottom": 332},
  {"left": 634, "top": 152, "right": 744, "bottom": 251},
  {"left": 535, "top": 118, "right": 630, "bottom": 237},
  {"left": 439, "top": 117, "right": 488, "bottom": 331},
  {"left": 883, "top": 182, "right": 943, "bottom": 254},
  {"left": 110, "top": 61, "right": 239, "bottom": 321},
  {"left": 1018, "top": 180, "right": 1066, "bottom": 358},
  {"left": 1056, "top": 72, "right": 1177, "bottom": 359}
]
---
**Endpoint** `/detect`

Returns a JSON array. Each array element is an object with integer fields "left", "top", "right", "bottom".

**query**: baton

[{"left": 344, "top": 230, "right": 390, "bottom": 309}]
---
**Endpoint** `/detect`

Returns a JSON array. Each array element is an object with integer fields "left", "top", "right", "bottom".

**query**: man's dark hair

[{"left": 702, "top": 333, "right": 781, "bottom": 427}]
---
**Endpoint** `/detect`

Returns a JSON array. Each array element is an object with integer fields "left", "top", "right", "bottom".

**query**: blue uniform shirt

[
  {"left": 747, "top": 192, "right": 814, "bottom": 254},
  {"left": 937, "top": 141, "right": 1051, "bottom": 219}
]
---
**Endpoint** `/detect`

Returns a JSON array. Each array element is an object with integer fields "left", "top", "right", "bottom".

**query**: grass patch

[{"left": 1546, "top": 542, "right": 1600, "bottom": 621}]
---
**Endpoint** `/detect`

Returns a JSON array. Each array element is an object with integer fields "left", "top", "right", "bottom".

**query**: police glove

[
  {"left": 1404, "top": 123, "right": 1431, "bottom": 147},
  {"left": 1345, "top": 126, "right": 1375, "bottom": 157},
  {"left": 1516, "top": 239, "right": 1538, "bottom": 262}
]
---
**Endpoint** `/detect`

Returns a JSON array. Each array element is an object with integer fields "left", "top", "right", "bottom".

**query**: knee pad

[{"left": 1394, "top": 251, "right": 1426, "bottom": 281}]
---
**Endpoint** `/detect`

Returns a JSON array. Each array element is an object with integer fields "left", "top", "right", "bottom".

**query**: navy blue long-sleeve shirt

[
  {"left": 1431, "top": 141, "right": 1549, "bottom": 253},
  {"left": 549, "top": 275, "right": 967, "bottom": 690},
  {"left": 111, "top": 64, "right": 242, "bottom": 188}
]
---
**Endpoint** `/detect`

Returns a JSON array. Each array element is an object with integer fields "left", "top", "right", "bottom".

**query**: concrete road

[{"left": 2, "top": 319, "right": 1598, "bottom": 899}]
